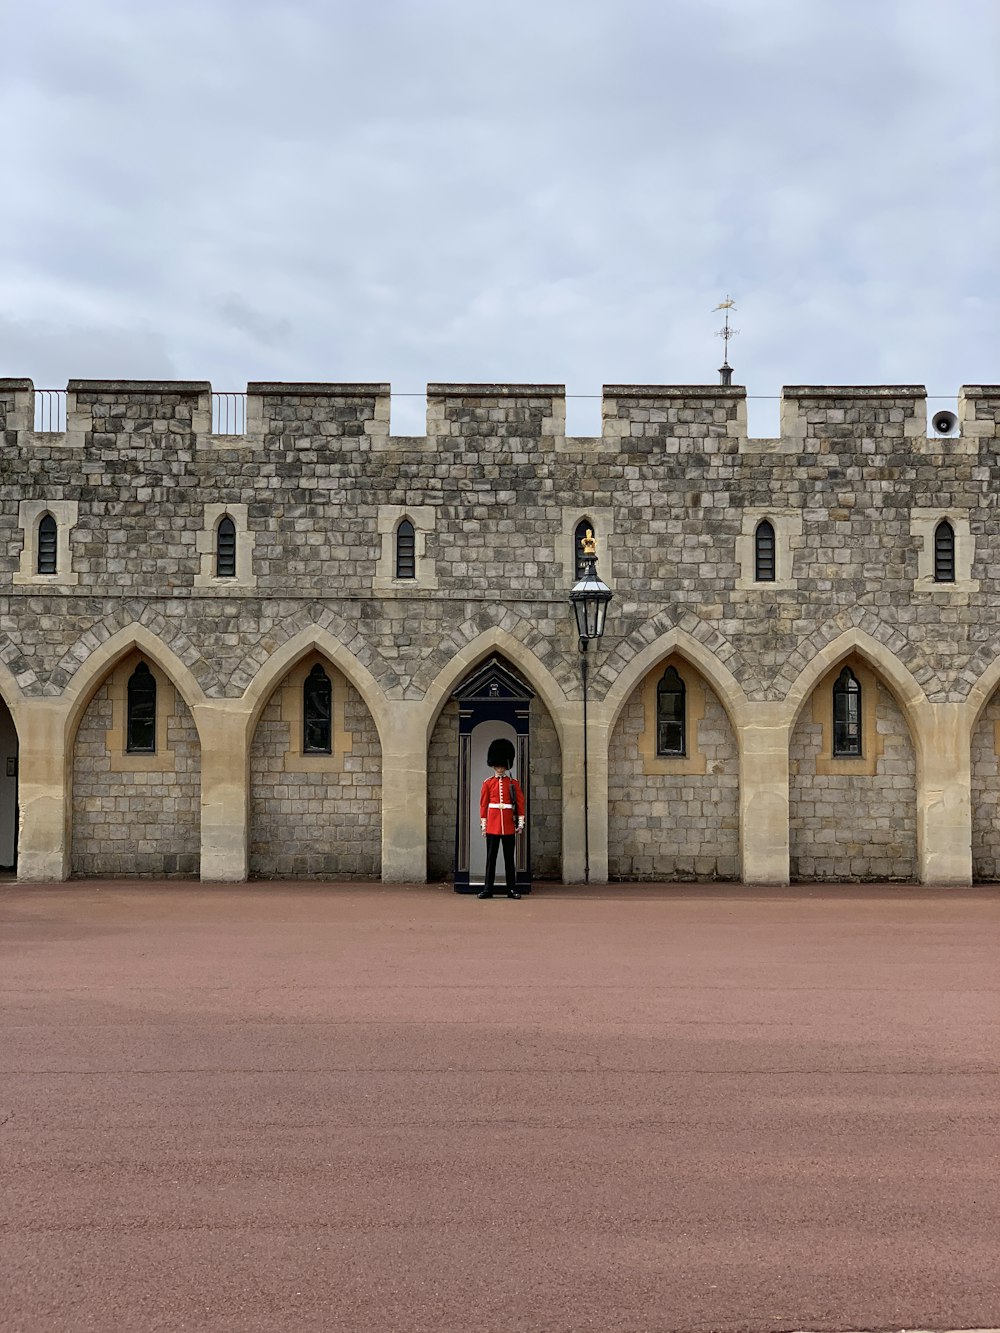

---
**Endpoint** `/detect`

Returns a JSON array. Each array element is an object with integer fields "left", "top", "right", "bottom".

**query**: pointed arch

[
  {"left": 421, "top": 627, "right": 571, "bottom": 748},
  {"left": 0, "top": 656, "right": 26, "bottom": 731},
  {"left": 962, "top": 652, "right": 1000, "bottom": 743},
  {"left": 601, "top": 626, "right": 750, "bottom": 742},
  {"left": 781, "top": 627, "right": 928, "bottom": 751},
  {"left": 239, "top": 625, "right": 389, "bottom": 747},
  {"left": 62, "top": 624, "right": 209, "bottom": 747}
]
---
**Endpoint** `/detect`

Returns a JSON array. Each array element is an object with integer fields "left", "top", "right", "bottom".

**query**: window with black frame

[
  {"left": 754, "top": 519, "right": 776, "bottom": 582},
  {"left": 656, "top": 665, "right": 686, "bottom": 756},
  {"left": 933, "top": 520, "right": 955, "bottom": 583},
  {"left": 395, "top": 519, "right": 416, "bottom": 579},
  {"left": 303, "top": 664, "right": 332, "bottom": 754},
  {"left": 37, "top": 514, "right": 57, "bottom": 574},
  {"left": 216, "top": 515, "right": 237, "bottom": 578},
  {"left": 832, "top": 666, "right": 862, "bottom": 756},
  {"left": 126, "top": 662, "right": 157, "bottom": 753}
]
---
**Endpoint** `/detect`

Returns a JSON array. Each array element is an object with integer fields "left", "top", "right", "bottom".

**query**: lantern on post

[{"left": 568, "top": 530, "right": 613, "bottom": 882}]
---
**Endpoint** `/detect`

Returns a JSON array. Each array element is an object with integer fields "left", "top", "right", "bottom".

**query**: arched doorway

[
  {"left": 0, "top": 697, "right": 18, "bottom": 873},
  {"left": 426, "top": 655, "right": 562, "bottom": 889},
  {"left": 789, "top": 655, "right": 916, "bottom": 880}
]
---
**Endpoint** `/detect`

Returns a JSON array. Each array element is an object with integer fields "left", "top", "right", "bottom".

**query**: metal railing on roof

[
  {"left": 212, "top": 392, "right": 247, "bottom": 435},
  {"left": 34, "top": 390, "right": 67, "bottom": 433}
]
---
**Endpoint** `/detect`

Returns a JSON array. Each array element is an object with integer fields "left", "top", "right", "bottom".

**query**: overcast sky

[{"left": 1, "top": 0, "right": 996, "bottom": 434}]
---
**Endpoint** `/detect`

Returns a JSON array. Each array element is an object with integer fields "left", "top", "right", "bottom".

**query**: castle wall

[{"left": 1, "top": 376, "right": 998, "bottom": 885}]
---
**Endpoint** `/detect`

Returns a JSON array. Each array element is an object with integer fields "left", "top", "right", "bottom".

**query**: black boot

[
  {"left": 507, "top": 890, "right": 521, "bottom": 899},
  {"left": 477, "top": 889, "right": 493, "bottom": 899}
]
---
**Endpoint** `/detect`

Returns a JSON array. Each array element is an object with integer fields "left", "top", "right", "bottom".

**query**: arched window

[
  {"left": 574, "top": 519, "right": 596, "bottom": 578},
  {"left": 395, "top": 519, "right": 416, "bottom": 579},
  {"left": 126, "top": 662, "right": 157, "bottom": 754},
  {"left": 656, "top": 665, "right": 686, "bottom": 756},
  {"left": 303, "top": 664, "right": 332, "bottom": 754},
  {"left": 933, "top": 520, "right": 955, "bottom": 583},
  {"left": 832, "top": 666, "right": 862, "bottom": 757},
  {"left": 754, "top": 519, "right": 776, "bottom": 582},
  {"left": 216, "top": 515, "right": 237, "bottom": 578},
  {"left": 37, "top": 514, "right": 57, "bottom": 574}
]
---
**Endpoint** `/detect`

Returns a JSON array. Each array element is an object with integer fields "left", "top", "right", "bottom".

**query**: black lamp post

[{"left": 568, "top": 531, "right": 613, "bottom": 883}]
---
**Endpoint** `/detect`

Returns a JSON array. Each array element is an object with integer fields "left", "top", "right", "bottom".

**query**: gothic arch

[
  {"left": 780, "top": 627, "right": 929, "bottom": 756},
  {"left": 227, "top": 605, "right": 399, "bottom": 697},
  {"left": 52, "top": 604, "right": 219, "bottom": 699},
  {"left": 600, "top": 625, "right": 750, "bottom": 741},
  {"left": 412, "top": 604, "right": 575, "bottom": 706},
  {"left": 962, "top": 653, "right": 1000, "bottom": 742},
  {"left": 421, "top": 627, "right": 571, "bottom": 748},
  {"left": 61, "top": 624, "right": 208, "bottom": 746},
  {"left": 0, "top": 655, "right": 26, "bottom": 730},
  {"left": 239, "top": 625, "right": 389, "bottom": 746}
]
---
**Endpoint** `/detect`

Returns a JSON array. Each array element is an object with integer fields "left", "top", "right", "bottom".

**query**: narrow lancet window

[
  {"left": 656, "top": 665, "right": 686, "bottom": 756},
  {"left": 933, "top": 520, "right": 955, "bottom": 583},
  {"left": 126, "top": 662, "right": 157, "bottom": 754},
  {"left": 37, "top": 514, "right": 57, "bottom": 574},
  {"left": 395, "top": 519, "right": 416, "bottom": 579},
  {"left": 754, "top": 519, "right": 776, "bottom": 582},
  {"left": 832, "top": 666, "right": 862, "bottom": 757},
  {"left": 303, "top": 664, "right": 332, "bottom": 754},
  {"left": 216, "top": 516, "right": 237, "bottom": 578},
  {"left": 574, "top": 520, "right": 595, "bottom": 578}
]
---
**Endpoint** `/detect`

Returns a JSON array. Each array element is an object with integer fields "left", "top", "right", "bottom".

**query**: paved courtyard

[{"left": 1, "top": 882, "right": 998, "bottom": 1333}]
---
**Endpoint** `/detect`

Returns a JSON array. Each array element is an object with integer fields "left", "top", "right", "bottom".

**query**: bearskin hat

[{"left": 486, "top": 737, "right": 516, "bottom": 768}]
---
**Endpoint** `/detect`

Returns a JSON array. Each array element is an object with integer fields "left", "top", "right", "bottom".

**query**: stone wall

[
  {"left": 71, "top": 677, "right": 201, "bottom": 877},
  {"left": 789, "top": 681, "right": 917, "bottom": 880},
  {"left": 970, "top": 690, "right": 1000, "bottom": 880},
  {"left": 248, "top": 668, "right": 382, "bottom": 878},
  {"left": 607, "top": 672, "right": 739, "bottom": 881}
]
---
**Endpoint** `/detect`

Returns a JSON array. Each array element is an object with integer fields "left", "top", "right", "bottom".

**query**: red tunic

[{"left": 480, "top": 774, "right": 525, "bottom": 836}]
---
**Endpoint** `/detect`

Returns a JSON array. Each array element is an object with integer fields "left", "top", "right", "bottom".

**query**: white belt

[{"left": 488, "top": 803, "right": 513, "bottom": 809}]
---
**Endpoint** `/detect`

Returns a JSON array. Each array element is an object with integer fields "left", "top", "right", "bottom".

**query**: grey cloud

[{"left": 1, "top": 0, "right": 996, "bottom": 401}]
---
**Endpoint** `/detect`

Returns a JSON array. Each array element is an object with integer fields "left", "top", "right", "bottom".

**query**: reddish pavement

[{"left": 1, "top": 882, "right": 998, "bottom": 1333}]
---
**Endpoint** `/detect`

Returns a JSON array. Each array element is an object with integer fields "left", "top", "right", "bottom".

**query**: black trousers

[{"left": 484, "top": 833, "right": 517, "bottom": 892}]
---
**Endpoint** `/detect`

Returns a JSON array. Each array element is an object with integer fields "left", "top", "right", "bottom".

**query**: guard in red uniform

[{"left": 478, "top": 738, "right": 525, "bottom": 899}]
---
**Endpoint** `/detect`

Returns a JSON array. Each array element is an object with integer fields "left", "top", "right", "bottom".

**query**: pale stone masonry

[{"left": 1, "top": 376, "right": 999, "bottom": 885}]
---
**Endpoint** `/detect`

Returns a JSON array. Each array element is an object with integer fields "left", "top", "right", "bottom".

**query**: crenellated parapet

[{"left": 4, "top": 378, "right": 998, "bottom": 455}]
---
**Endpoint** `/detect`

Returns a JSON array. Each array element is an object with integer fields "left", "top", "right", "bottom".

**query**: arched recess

[
  {"left": 65, "top": 628, "right": 205, "bottom": 878},
  {"left": 0, "top": 670, "right": 21, "bottom": 873},
  {"left": 606, "top": 650, "right": 740, "bottom": 881},
  {"left": 784, "top": 641, "right": 921, "bottom": 882},
  {"left": 244, "top": 633, "right": 384, "bottom": 879},
  {"left": 964, "top": 655, "right": 1000, "bottom": 881},
  {"left": 424, "top": 636, "right": 565, "bottom": 883}
]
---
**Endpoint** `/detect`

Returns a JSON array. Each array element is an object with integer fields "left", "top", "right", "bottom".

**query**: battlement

[{"left": 2, "top": 378, "right": 998, "bottom": 452}]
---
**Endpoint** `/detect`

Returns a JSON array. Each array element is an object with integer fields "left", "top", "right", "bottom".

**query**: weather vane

[{"left": 713, "top": 297, "right": 738, "bottom": 385}]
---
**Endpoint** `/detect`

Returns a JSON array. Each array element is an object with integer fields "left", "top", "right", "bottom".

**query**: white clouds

[{"left": 1, "top": 0, "right": 996, "bottom": 396}]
